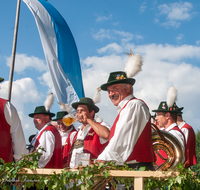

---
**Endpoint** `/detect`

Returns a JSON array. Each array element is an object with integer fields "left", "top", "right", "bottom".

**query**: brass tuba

[{"left": 152, "top": 124, "right": 184, "bottom": 171}]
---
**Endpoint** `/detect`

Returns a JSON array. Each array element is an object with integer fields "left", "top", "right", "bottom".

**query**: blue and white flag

[{"left": 23, "top": 0, "right": 85, "bottom": 105}]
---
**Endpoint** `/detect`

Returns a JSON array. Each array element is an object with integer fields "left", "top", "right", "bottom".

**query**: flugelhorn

[{"left": 152, "top": 124, "right": 184, "bottom": 171}]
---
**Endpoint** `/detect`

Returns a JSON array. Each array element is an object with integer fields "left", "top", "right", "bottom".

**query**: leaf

[
  {"left": 139, "top": 166, "right": 146, "bottom": 171},
  {"left": 103, "top": 171, "right": 110, "bottom": 178}
]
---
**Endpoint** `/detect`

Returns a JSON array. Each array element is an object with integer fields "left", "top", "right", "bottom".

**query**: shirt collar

[
  {"left": 78, "top": 118, "right": 96, "bottom": 131},
  {"left": 116, "top": 94, "right": 134, "bottom": 113},
  {"left": 59, "top": 126, "right": 74, "bottom": 137},
  {"left": 178, "top": 121, "right": 186, "bottom": 129},
  {"left": 165, "top": 123, "right": 177, "bottom": 131}
]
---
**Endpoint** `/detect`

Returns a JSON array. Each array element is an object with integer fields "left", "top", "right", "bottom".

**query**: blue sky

[{"left": 0, "top": 0, "right": 200, "bottom": 143}]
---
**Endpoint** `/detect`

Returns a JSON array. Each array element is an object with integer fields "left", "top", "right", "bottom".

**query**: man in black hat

[
  {"left": 96, "top": 71, "right": 155, "bottom": 170},
  {"left": 0, "top": 77, "right": 27, "bottom": 163},
  {"left": 52, "top": 111, "right": 76, "bottom": 167},
  {"left": 152, "top": 101, "right": 186, "bottom": 166},
  {"left": 176, "top": 106, "right": 197, "bottom": 168},
  {"left": 67, "top": 97, "right": 111, "bottom": 168},
  {"left": 29, "top": 100, "right": 63, "bottom": 169}
]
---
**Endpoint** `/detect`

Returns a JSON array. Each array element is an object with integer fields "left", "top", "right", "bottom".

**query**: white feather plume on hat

[
  {"left": 94, "top": 115, "right": 103, "bottom": 122},
  {"left": 124, "top": 49, "right": 143, "bottom": 78},
  {"left": 44, "top": 93, "right": 54, "bottom": 111},
  {"left": 93, "top": 87, "right": 101, "bottom": 104},
  {"left": 58, "top": 102, "right": 72, "bottom": 113},
  {"left": 167, "top": 86, "right": 177, "bottom": 108}
]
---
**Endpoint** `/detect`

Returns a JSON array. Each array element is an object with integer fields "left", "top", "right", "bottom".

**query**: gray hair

[{"left": 122, "top": 84, "right": 133, "bottom": 94}]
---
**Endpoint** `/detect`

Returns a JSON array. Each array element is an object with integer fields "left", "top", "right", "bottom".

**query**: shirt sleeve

[
  {"left": 169, "top": 130, "right": 185, "bottom": 164},
  {"left": 97, "top": 99, "right": 150, "bottom": 163},
  {"left": 99, "top": 121, "right": 111, "bottom": 144},
  {"left": 37, "top": 130, "right": 55, "bottom": 168},
  {"left": 4, "top": 101, "right": 28, "bottom": 161},
  {"left": 181, "top": 128, "right": 189, "bottom": 144}
]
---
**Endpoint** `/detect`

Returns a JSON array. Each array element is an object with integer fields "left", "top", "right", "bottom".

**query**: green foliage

[
  {"left": 191, "top": 129, "right": 200, "bottom": 178},
  {"left": 0, "top": 151, "right": 199, "bottom": 190},
  {"left": 144, "top": 163, "right": 200, "bottom": 190}
]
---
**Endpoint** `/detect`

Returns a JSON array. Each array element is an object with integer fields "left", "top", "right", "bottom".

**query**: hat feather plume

[
  {"left": 124, "top": 49, "right": 143, "bottom": 78},
  {"left": 58, "top": 102, "right": 72, "bottom": 113},
  {"left": 95, "top": 115, "right": 103, "bottom": 122},
  {"left": 167, "top": 86, "right": 177, "bottom": 108},
  {"left": 44, "top": 93, "right": 54, "bottom": 111},
  {"left": 93, "top": 87, "right": 101, "bottom": 104}
]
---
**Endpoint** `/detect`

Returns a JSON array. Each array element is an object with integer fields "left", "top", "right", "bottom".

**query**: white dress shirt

[
  {"left": 59, "top": 127, "right": 75, "bottom": 146},
  {"left": 4, "top": 101, "right": 28, "bottom": 161},
  {"left": 178, "top": 121, "right": 189, "bottom": 143},
  {"left": 97, "top": 94, "right": 150, "bottom": 165},
  {"left": 31, "top": 122, "right": 56, "bottom": 168},
  {"left": 165, "top": 123, "right": 185, "bottom": 163},
  {"left": 70, "top": 120, "right": 110, "bottom": 168}
]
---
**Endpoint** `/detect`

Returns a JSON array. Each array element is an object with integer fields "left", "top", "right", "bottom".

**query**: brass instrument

[
  {"left": 69, "top": 124, "right": 184, "bottom": 189},
  {"left": 152, "top": 124, "right": 184, "bottom": 171}
]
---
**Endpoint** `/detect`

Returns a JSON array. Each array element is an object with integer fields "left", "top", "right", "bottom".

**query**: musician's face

[
  {"left": 76, "top": 105, "right": 94, "bottom": 124},
  {"left": 107, "top": 84, "right": 131, "bottom": 106},
  {"left": 155, "top": 112, "right": 168, "bottom": 129},
  {"left": 57, "top": 119, "right": 70, "bottom": 132},
  {"left": 33, "top": 114, "right": 50, "bottom": 130}
]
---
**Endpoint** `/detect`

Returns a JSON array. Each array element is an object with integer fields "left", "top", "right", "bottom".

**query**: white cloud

[
  {"left": 154, "top": 18, "right": 159, "bottom": 24},
  {"left": 158, "top": 2, "right": 193, "bottom": 20},
  {"left": 113, "top": 22, "right": 120, "bottom": 26},
  {"left": 196, "top": 40, "right": 200, "bottom": 46},
  {"left": 176, "top": 34, "right": 184, "bottom": 43},
  {"left": 95, "top": 14, "right": 112, "bottom": 22},
  {"left": 93, "top": 29, "right": 112, "bottom": 40},
  {"left": 93, "top": 29, "right": 143, "bottom": 43},
  {"left": 97, "top": 43, "right": 123, "bottom": 54},
  {"left": 140, "top": 2, "right": 147, "bottom": 13},
  {"left": 38, "top": 71, "right": 54, "bottom": 93},
  {"left": 0, "top": 77, "right": 42, "bottom": 138},
  {"left": 81, "top": 43, "right": 200, "bottom": 132},
  {"left": 157, "top": 2, "right": 195, "bottom": 28},
  {"left": 160, "top": 20, "right": 181, "bottom": 28},
  {"left": 6, "top": 53, "right": 47, "bottom": 73},
  {"left": 0, "top": 78, "right": 41, "bottom": 108}
]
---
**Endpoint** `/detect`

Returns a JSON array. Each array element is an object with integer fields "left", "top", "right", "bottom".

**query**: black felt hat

[
  {"left": 29, "top": 106, "right": 55, "bottom": 118},
  {"left": 100, "top": 71, "right": 135, "bottom": 91},
  {"left": 72, "top": 97, "right": 99, "bottom": 113},
  {"left": 152, "top": 101, "right": 179, "bottom": 113},
  {"left": 52, "top": 111, "right": 69, "bottom": 121}
]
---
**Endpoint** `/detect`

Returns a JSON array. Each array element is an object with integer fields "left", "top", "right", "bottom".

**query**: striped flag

[{"left": 23, "top": 0, "right": 85, "bottom": 105}]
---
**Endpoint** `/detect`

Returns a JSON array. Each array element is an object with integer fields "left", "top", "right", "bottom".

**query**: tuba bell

[{"left": 152, "top": 124, "right": 184, "bottom": 171}]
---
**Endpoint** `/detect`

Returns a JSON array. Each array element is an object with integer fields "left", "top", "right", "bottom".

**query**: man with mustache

[{"left": 96, "top": 71, "right": 155, "bottom": 170}]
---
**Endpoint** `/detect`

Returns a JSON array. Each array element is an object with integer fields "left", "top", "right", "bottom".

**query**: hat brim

[
  {"left": 0, "top": 77, "right": 4, "bottom": 83},
  {"left": 29, "top": 112, "right": 55, "bottom": 118},
  {"left": 152, "top": 109, "right": 178, "bottom": 113},
  {"left": 100, "top": 78, "right": 135, "bottom": 91},
  {"left": 72, "top": 102, "right": 99, "bottom": 113}
]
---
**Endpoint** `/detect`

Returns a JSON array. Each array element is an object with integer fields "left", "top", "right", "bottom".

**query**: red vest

[
  {"left": 62, "top": 126, "right": 77, "bottom": 166},
  {"left": 68, "top": 126, "right": 108, "bottom": 167},
  {"left": 35, "top": 125, "right": 63, "bottom": 168},
  {"left": 0, "top": 98, "right": 13, "bottom": 163},
  {"left": 109, "top": 98, "right": 155, "bottom": 163},
  {"left": 180, "top": 123, "right": 197, "bottom": 167}
]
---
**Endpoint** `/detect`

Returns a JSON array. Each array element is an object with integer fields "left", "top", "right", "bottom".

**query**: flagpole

[{"left": 7, "top": 0, "right": 21, "bottom": 101}]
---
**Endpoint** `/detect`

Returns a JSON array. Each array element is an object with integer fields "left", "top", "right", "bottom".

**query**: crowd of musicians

[{"left": 0, "top": 53, "right": 197, "bottom": 172}]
